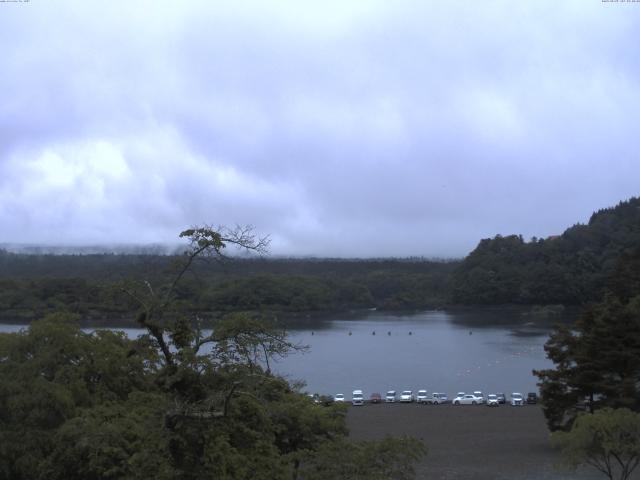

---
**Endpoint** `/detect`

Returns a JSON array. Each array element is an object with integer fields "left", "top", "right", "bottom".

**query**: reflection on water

[{"left": 0, "top": 308, "right": 574, "bottom": 399}]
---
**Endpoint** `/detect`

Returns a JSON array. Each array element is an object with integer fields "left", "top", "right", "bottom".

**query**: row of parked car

[{"left": 323, "top": 390, "right": 538, "bottom": 406}]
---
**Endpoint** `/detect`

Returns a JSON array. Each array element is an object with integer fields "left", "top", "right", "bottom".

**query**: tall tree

[{"left": 535, "top": 250, "right": 640, "bottom": 431}]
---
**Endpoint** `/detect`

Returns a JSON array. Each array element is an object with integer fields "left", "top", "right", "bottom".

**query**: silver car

[
  {"left": 385, "top": 390, "right": 397, "bottom": 403},
  {"left": 486, "top": 394, "right": 500, "bottom": 406}
]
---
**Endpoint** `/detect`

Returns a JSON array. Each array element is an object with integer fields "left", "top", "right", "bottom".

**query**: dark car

[
  {"left": 496, "top": 393, "right": 506, "bottom": 404},
  {"left": 319, "top": 394, "right": 335, "bottom": 406},
  {"left": 370, "top": 392, "right": 382, "bottom": 404},
  {"left": 526, "top": 392, "right": 538, "bottom": 404}
]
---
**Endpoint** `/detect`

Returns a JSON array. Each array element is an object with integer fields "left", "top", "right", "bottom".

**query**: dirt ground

[{"left": 346, "top": 403, "right": 608, "bottom": 480}]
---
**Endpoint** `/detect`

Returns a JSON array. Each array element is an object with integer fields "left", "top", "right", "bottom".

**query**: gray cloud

[{"left": 1, "top": 1, "right": 639, "bottom": 257}]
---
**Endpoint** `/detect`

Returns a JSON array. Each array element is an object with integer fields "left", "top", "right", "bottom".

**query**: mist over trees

[{"left": 0, "top": 197, "right": 639, "bottom": 326}]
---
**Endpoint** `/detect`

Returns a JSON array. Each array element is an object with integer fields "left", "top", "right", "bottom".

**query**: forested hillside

[
  {"left": 1, "top": 197, "right": 639, "bottom": 323},
  {"left": 451, "top": 197, "right": 640, "bottom": 305}
]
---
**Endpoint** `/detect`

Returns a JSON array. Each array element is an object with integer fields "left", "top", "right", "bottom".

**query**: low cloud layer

[{"left": 1, "top": 1, "right": 639, "bottom": 257}]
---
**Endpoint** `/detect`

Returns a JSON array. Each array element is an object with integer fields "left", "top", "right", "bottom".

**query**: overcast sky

[{"left": 1, "top": 1, "right": 638, "bottom": 257}]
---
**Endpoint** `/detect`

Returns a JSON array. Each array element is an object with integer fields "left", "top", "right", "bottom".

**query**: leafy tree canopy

[
  {"left": 0, "top": 226, "right": 426, "bottom": 480},
  {"left": 552, "top": 408, "right": 640, "bottom": 480}
]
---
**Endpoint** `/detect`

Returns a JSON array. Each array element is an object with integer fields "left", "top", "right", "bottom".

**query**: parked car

[
  {"left": 416, "top": 390, "right": 428, "bottom": 403},
  {"left": 496, "top": 393, "right": 506, "bottom": 404},
  {"left": 334, "top": 393, "right": 345, "bottom": 403},
  {"left": 453, "top": 393, "right": 483, "bottom": 405},
  {"left": 473, "top": 391, "right": 485, "bottom": 404},
  {"left": 425, "top": 392, "right": 449, "bottom": 404},
  {"left": 511, "top": 393, "right": 524, "bottom": 406},
  {"left": 319, "top": 394, "right": 334, "bottom": 406},
  {"left": 526, "top": 392, "right": 538, "bottom": 404},
  {"left": 400, "top": 390, "right": 414, "bottom": 402},
  {"left": 486, "top": 394, "right": 500, "bottom": 406},
  {"left": 370, "top": 392, "right": 382, "bottom": 404},
  {"left": 352, "top": 390, "right": 364, "bottom": 406},
  {"left": 385, "top": 390, "right": 397, "bottom": 403}
]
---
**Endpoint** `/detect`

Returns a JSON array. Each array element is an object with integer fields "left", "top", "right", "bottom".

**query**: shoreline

[{"left": 0, "top": 304, "right": 579, "bottom": 329}]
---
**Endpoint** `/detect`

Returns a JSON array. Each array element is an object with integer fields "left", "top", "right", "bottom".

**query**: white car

[
  {"left": 486, "top": 394, "right": 499, "bottom": 406},
  {"left": 511, "top": 393, "right": 524, "bottom": 406},
  {"left": 352, "top": 390, "right": 364, "bottom": 406},
  {"left": 385, "top": 390, "right": 397, "bottom": 403},
  {"left": 453, "top": 393, "right": 483, "bottom": 405},
  {"left": 399, "top": 390, "right": 414, "bottom": 402},
  {"left": 473, "top": 391, "right": 485, "bottom": 404},
  {"left": 334, "top": 393, "right": 345, "bottom": 403},
  {"left": 416, "top": 389, "right": 428, "bottom": 403}
]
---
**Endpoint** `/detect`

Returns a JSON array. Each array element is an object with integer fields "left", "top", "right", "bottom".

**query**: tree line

[
  {"left": 0, "top": 255, "right": 456, "bottom": 324},
  {"left": 2, "top": 197, "right": 640, "bottom": 325}
]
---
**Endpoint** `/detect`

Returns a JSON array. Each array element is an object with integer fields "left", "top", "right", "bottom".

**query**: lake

[
  {"left": 0, "top": 307, "right": 571, "bottom": 400},
  {"left": 277, "top": 308, "right": 568, "bottom": 398}
]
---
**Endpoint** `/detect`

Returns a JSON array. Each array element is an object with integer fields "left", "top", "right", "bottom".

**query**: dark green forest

[
  {"left": 0, "top": 255, "right": 456, "bottom": 324},
  {"left": 1, "top": 196, "right": 639, "bottom": 324},
  {"left": 451, "top": 197, "right": 640, "bottom": 305}
]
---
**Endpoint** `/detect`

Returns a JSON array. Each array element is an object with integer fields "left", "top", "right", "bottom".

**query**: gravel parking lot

[{"left": 346, "top": 403, "right": 606, "bottom": 480}]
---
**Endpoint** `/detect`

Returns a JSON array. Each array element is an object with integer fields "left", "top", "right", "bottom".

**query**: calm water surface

[
  {"left": 276, "top": 309, "right": 566, "bottom": 397},
  {"left": 0, "top": 308, "right": 569, "bottom": 399}
]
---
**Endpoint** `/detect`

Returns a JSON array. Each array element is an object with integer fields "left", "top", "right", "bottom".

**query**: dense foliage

[
  {"left": 552, "top": 408, "right": 640, "bottom": 480},
  {"left": 451, "top": 197, "right": 640, "bottom": 305},
  {"left": 0, "top": 227, "right": 426, "bottom": 480},
  {"left": 534, "top": 248, "right": 640, "bottom": 431},
  {"left": 0, "top": 253, "right": 455, "bottom": 324}
]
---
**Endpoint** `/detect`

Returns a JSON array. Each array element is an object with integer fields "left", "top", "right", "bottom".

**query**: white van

[{"left": 352, "top": 389, "right": 364, "bottom": 406}]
